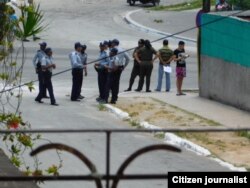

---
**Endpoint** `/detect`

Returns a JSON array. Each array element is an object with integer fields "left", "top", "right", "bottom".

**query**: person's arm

[
  {"left": 94, "top": 54, "right": 100, "bottom": 67},
  {"left": 151, "top": 49, "right": 159, "bottom": 63},
  {"left": 123, "top": 52, "right": 130, "bottom": 68},
  {"left": 135, "top": 51, "right": 141, "bottom": 63},
  {"left": 167, "top": 55, "right": 175, "bottom": 64},
  {"left": 32, "top": 53, "right": 38, "bottom": 68},
  {"left": 132, "top": 49, "right": 137, "bottom": 59},
  {"left": 104, "top": 64, "right": 110, "bottom": 70},
  {"left": 158, "top": 51, "right": 165, "bottom": 64},
  {"left": 106, "top": 56, "right": 111, "bottom": 67},
  {"left": 44, "top": 62, "right": 56, "bottom": 69},
  {"left": 41, "top": 57, "right": 55, "bottom": 70},
  {"left": 72, "top": 53, "right": 83, "bottom": 68},
  {"left": 102, "top": 52, "right": 110, "bottom": 69},
  {"left": 175, "top": 56, "right": 182, "bottom": 61},
  {"left": 84, "top": 56, "right": 88, "bottom": 76},
  {"left": 41, "top": 57, "right": 47, "bottom": 70},
  {"left": 104, "top": 58, "right": 113, "bottom": 71},
  {"left": 70, "top": 53, "right": 77, "bottom": 67},
  {"left": 152, "top": 53, "right": 158, "bottom": 63},
  {"left": 173, "top": 50, "right": 180, "bottom": 61}
]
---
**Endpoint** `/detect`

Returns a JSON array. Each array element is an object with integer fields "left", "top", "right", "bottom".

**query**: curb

[
  {"left": 104, "top": 104, "right": 247, "bottom": 172},
  {"left": 124, "top": 9, "right": 197, "bottom": 43},
  {"left": 105, "top": 104, "right": 130, "bottom": 120}
]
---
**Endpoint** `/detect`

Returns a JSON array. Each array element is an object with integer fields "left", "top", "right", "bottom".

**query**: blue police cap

[
  {"left": 112, "top": 39, "right": 119, "bottom": 45},
  {"left": 74, "top": 42, "right": 81, "bottom": 49},
  {"left": 110, "top": 48, "right": 118, "bottom": 54},
  {"left": 99, "top": 42, "right": 105, "bottom": 47},
  {"left": 103, "top": 40, "right": 109, "bottom": 46},
  {"left": 39, "top": 42, "right": 47, "bottom": 46},
  {"left": 81, "top": 44, "right": 87, "bottom": 49},
  {"left": 45, "top": 47, "right": 52, "bottom": 54}
]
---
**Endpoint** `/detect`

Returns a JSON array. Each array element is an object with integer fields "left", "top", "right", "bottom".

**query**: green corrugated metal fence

[{"left": 201, "top": 14, "right": 250, "bottom": 67}]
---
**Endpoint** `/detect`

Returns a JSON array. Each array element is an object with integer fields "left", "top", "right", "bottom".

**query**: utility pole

[{"left": 203, "top": 0, "right": 211, "bottom": 13}]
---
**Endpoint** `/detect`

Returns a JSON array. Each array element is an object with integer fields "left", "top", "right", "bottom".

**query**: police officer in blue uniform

[
  {"left": 32, "top": 42, "right": 49, "bottom": 99},
  {"left": 111, "top": 39, "right": 130, "bottom": 103},
  {"left": 79, "top": 44, "right": 88, "bottom": 99},
  {"left": 35, "top": 48, "right": 58, "bottom": 106},
  {"left": 104, "top": 48, "right": 119, "bottom": 104},
  {"left": 95, "top": 42, "right": 110, "bottom": 103},
  {"left": 69, "top": 42, "right": 84, "bottom": 101}
]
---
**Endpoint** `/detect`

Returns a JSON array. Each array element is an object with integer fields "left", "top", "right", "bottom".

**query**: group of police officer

[
  {"left": 69, "top": 42, "right": 88, "bottom": 101},
  {"left": 33, "top": 38, "right": 187, "bottom": 106},
  {"left": 94, "top": 39, "right": 130, "bottom": 104},
  {"left": 33, "top": 42, "right": 58, "bottom": 106},
  {"left": 33, "top": 39, "right": 130, "bottom": 105}
]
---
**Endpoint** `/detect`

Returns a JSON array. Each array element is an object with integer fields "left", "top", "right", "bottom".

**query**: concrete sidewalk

[
  {"left": 118, "top": 91, "right": 250, "bottom": 128},
  {"left": 0, "top": 149, "right": 39, "bottom": 188}
]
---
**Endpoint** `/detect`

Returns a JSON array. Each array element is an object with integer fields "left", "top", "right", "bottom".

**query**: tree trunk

[{"left": 203, "top": 0, "right": 211, "bottom": 12}]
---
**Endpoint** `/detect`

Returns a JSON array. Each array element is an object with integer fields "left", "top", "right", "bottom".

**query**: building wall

[{"left": 200, "top": 14, "right": 250, "bottom": 111}]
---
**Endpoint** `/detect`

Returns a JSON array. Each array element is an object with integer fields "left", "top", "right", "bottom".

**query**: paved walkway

[
  {"left": 118, "top": 91, "right": 250, "bottom": 128},
  {"left": 0, "top": 149, "right": 39, "bottom": 188}
]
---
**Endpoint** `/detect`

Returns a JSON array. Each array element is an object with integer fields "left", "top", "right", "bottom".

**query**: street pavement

[{"left": 1, "top": 0, "right": 248, "bottom": 188}]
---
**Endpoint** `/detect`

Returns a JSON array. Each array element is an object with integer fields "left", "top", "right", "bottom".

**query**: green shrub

[{"left": 228, "top": 0, "right": 250, "bottom": 9}]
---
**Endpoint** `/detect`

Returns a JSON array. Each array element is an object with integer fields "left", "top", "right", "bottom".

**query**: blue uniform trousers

[
  {"left": 71, "top": 68, "right": 83, "bottom": 100},
  {"left": 104, "top": 68, "right": 122, "bottom": 103},
  {"left": 112, "top": 69, "right": 122, "bottom": 102},
  {"left": 37, "top": 69, "right": 47, "bottom": 97},
  {"left": 36, "top": 71, "right": 56, "bottom": 104},
  {"left": 97, "top": 69, "right": 108, "bottom": 100}
]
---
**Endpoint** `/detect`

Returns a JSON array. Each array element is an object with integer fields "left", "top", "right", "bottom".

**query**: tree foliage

[
  {"left": 16, "top": 3, "right": 47, "bottom": 40},
  {"left": 0, "top": 2, "right": 62, "bottom": 179},
  {"left": 228, "top": 0, "right": 250, "bottom": 9}
]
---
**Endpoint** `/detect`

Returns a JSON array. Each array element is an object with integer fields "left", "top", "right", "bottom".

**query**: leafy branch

[{"left": 0, "top": 2, "right": 62, "bottom": 181}]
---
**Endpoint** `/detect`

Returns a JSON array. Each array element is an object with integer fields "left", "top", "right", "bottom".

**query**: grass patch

[
  {"left": 129, "top": 119, "right": 140, "bottom": 128},
  {"left": 129, "top": 111, "right": 139, "bottom": 117},
  {"left": 98, "top": 104, "right": 107, "bottom": 111},
  {"left": 176, "top": 132, "right": 227, "bottom": 151},
  {"left": 154, "top": 19, "right": 163, "bottom": 23},
  {"left": 149, "top": 0, "right": 216, "bottom": 11},
  {"left": 154, "top": 132, "right": 165, "bottom": 139},
  {"left": 145, "top": 117, "right": 152, "bottom": 122},
  {"left": 151, "top": 98, "right": 221, "bottom": 126},
  {"left": 236, "top": 131, "right": 250, "bottom": 140},
  {"left": 176, "top": 132, "right": 212, "bottom": 145}
]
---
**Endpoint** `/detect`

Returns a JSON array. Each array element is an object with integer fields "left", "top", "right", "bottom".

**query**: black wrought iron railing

[{"left": 0, "top": 128, "right": 249, "bottom": 188}]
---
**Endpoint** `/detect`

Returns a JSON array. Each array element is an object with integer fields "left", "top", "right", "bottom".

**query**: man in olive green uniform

[{"left": 134, "top": 40, "right": 158, "bottom": 92}]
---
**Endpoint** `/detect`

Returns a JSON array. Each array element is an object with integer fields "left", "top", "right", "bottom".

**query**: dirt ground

[{"left": 114, "top": 97, "right": 250, "bottom": 170}]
